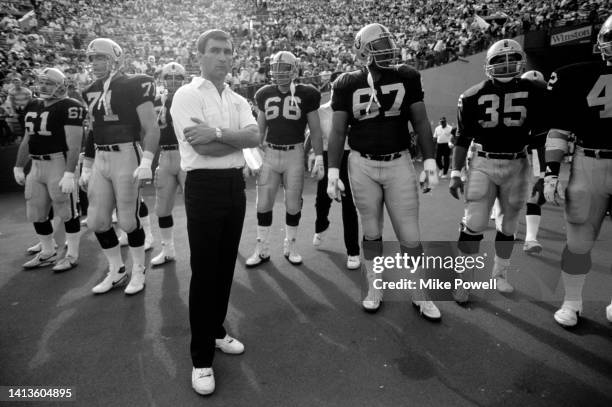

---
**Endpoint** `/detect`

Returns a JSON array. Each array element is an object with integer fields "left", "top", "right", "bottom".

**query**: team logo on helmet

[{"left": 353, "top": 23, "right": 399, "bottom": 69}]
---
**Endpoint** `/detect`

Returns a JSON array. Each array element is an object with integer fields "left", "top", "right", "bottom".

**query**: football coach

[{"left": 170, "top": 29, "right": 260, "bottom": 396}]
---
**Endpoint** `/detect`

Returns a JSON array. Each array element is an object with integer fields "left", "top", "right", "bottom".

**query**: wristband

[
  {"left": 62, "top": 171, "right": 75, "bottom": 178},
  {"left": 140, "top": 151, "right": 154, "bottom": 168},
  {"left": 328, "top": 168, "right": 340, "bottom": 180}
]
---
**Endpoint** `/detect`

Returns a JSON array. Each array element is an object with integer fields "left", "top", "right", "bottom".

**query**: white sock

[
  {"left": 130, "top": 245, "right": 145, "bottom": 268},
  {"left": 102, "top": 245, "right": 124, "bottom": 273},
  {"left": 493, "top": 255, "right": 510, "bottom": 277},
  {"left": 52, "top": 216, "right": 65, "bottom": 247},
  {"left": 525, "top": 215, "right": 541, "bottom": 242},
  {"left": 65, "top": 231, "right": 80, "bottom": 258},
  {"left": 141, "top": 215, "right": 152, "bottom": 239},
  {"left": 561, "top": 272, "right": 585, "bottom": 311},
  {"left": 285, "top": 225, "right": 298, "bottom": 241},
  {"left": 159, "top": 226, "right": 174, "bottom": 247},
  {"left": 38, "top": 233, "right": 55, "bottom": 255}
]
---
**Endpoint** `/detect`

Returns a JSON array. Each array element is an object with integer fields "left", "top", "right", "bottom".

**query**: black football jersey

[
  {"left": 548, "top": 61, "right": 612, "bottom": 150},
  {"left": 83, "top": 73, "right": 156, "bottom": 145},
  {"left": 154, "top": 94, "right": 177, "bottom": 146},
  {"left": 456, "top": 78, "right": 547, "bottom": 153},
  {"left": 331, "top": 65, "right": 424, "bottom": 155},
  {"left": 255, "top": 83, "right": 321, "bottom": 145},
  {"left": 25, "top": 98, "right": 85, "bottom": 155}
]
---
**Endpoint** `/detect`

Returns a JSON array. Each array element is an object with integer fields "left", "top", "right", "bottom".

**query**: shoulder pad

[
  {"left": 332, "top": 70, "right": 362, "bottom": 91},
  {"left": 395, "top": 64, "right": 419, "bottom": 80},
  {"left": 461, "top": 81, "right": 488, "bottom": 99}
]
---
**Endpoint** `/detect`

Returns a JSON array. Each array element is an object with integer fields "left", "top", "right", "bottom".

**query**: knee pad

[
  {"left": 34, "top": 220, "right": 53, "bottom": 236},
  {"left": 495, "top": 230, "right": 515, "bottom": 259},
  {"left": 561, "top": 246, "right": 591, "bottom": 275},
  {"left": 362, "top": 236, "right": 383, "bottom": 260},
  {"left": 286, "top": 211, "right": 301, "bottom": 227},
  {"left": 127, "top": 227, "right": 145, "bottom": 247},
  {"left": 457, "top": 229, "right": 483, "bottom": 255},
  {"left": 257, "top": 211, "right": 273, "bottom": 227},
  {"left": 526, "top": 202, "right": 541, "bottom": 216},
  {"left": 64, "top": 217, "right": 80, "bottom": 234},
  {"left": 95, "top": 228, "right": 119, "bottom": 249},
  {"left": 139, "top": 200, "right": 149, "bottom": 217},
  {"left": 158, "top": 215, "right": 173, "bottom": 229}
]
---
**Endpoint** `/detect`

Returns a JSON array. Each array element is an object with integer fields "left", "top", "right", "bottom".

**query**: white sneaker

[
  {"left": 125, "top": 265, "right": 146, "bottom": 295},
  {"left": 118, "top": 231, "right": 128, "bottom": 247},
  {"left": 346, "top": 255, "right": 361, "bottom": 270},
  {"left": 151, "top": 244, "right": 175, "bottom": 266},
  {"left": 554, "top": 304, "right": 581, "bottom": 327},
  {"left": 26, "top": 240, "right": 57, "bottom": 254},
  {"left": 246, "top": 240, "right": 270, "bottom": 267},
  {"left": 312, "top": 231, "right": 326, "bottom": 248},
  {"left": 52, "top": 255, "right": 78, "bottom": 272},
  {"left": 492, "top": 262, "right": 514, "bottom": 293},
  {"left": 92, "top": 266, "right": 128, "bottom": 294},
  {"left": 80, "top": 218, "right": 88, "bottom": 227},
  {"left": 215, "top": 334, "right": 245, "bottom": 354},
  {"left": 23, "top": 252, "right": 57, "bottom": 269},
  {"left": 362, "top": 286, "right": 382, "bottom": 312},
  {"left": 192, "top": 367, "right": 215, "bottom": 395},
  {"left": 283, "top": 238, "right": 302, "bottom": 265},
  {"left": 606, "top": 303, "right": 612, "bottom": 323},
  {"left": 523, "top": 240, "right": 542, "bottom": 254},
  {"left": 412, "top": 301, "right": 442, "bottom": 321}
]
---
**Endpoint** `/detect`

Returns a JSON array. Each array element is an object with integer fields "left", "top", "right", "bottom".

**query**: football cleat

[
  {"left": 283, "top": 238, "right": 302, "bottom": 265},
  {"left": 412, "top": 301, "right": 442, "bottom": 321},
  {"left": 26, "top": 240, "right": 58, "bottom": 254},
  {"left": 246, "top": 240, "right": 270, "bottom": 267},
  {"left": 92, "top": 266, "right": 128, "bottom": 294},
  {"left": 362, "top": 286, "right": 382, "bottom": 312},
  {"left": 523, "top": 240, "right": 542, "bottom": 254},
  {"left": 23, "top": 252, "right": 57, "bottom": 269},
  {"left": 52, "top": 255, "right": 78, "bottom": 273},
  {"left": 554, "top": 304, "right": 581, "bottom": 327},
  {"left": 151, "top": 244, "right": 175, "bottom": 266},
  {"left": 124, "top": 265, "right": 146, "bottom": 295}
]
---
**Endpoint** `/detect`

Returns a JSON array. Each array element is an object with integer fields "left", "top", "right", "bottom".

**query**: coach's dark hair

[{"left": 197, "top": 29, "right": 233, "bottom": 54}]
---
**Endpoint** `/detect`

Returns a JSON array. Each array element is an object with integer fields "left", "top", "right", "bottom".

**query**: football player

[
  {"left": 150, "top": 62, "right": 187, "bottom": 266},
  {"left": 521, "top": 70, "right": 548, "bottom": 254},
  {"left": 449, "top": 39, "right": 547, "bottom": 302},
  {"left": 327, "top": 23, "right": 440, "bottom": 319},
  {"left": 79, "top": 38, "right": 159, "bottom": 295},
  {"left": 13, "top": 68, "right": 85, "bottom": 271},
  {"left": 246, "top": 51, "right": 323, "bottom": 267},
  {"left": 544, "top": 15, "right": 612, "bottom": 326}
]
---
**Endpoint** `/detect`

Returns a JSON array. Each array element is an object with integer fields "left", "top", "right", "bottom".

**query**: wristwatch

[{"left": 215, "top": 127, "right": 222, "bottom": 140}]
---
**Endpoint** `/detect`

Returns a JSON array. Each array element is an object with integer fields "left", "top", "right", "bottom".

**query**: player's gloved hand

[
  {"left": 311, "top": 154, "right": 324, "bottom": 180},
  {"left": 421, "top": 158, "right": 439, "bottom": 192},
  {"left": 79, "top": 166, "right": 91, "bottom": 191},
  {"left": 133, "top": 151, "right": 154, "bottom": 187},
  {"left": 13, "top": 166, "right": 25, "bottom": 186},
  {"left": 326, "top": 167, "right": 345, "bottom": 202},
  {"left": 544, "top": 175, "right": 564, "bottom": 205},
  {"left": 59, "top": 171, "right": 75, "bottom": 194},
  {"left": 449, "top": 170, "right": 464, "bottom": 200}
]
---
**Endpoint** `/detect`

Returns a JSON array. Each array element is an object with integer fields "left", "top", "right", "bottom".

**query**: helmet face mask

[
  {"left": 485, "top": 39, "right": 525, "bottom": 82},
  {"left": 270, "top": 51, "right": 297, "bottom": 86},
  {"left": 37, "top": 68, "right": 66, "bottom": 100},
  {"left": 161, "top": 62, "right": 186, "bottom": 94},
  {"left": 354, "top": 24, "right": 399, "bottom": 70},
  {"left": 86, "top": 38, "right": 123, "bottom": 80},
  {"left": 598, "top": 15, "right": 612, "bottom": 61}
]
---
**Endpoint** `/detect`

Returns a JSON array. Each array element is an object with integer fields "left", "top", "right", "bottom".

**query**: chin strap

[
  {"left": 157, "top": 89, "right": 168, "bottom": 123},
  {"left": 289, "top": 81, "right": 296, "bottom": 106}
]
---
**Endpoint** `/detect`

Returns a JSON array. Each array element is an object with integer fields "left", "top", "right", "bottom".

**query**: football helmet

[
  {"left": 37, "top": 68, "right": 66, "bottom": 100},
  {"left": 597, "top": 14, "right": 612, "bottom": 61},
  {"left": 353, "top": 23, "right": 400, "bottom": 69},
  {"left": 521, "top": 70, "right": 546, "bottom": 85},
  {"left": 270, "top": 51, "right": 297, "bottom": 86},
  {"left": 485, "top": 39, "right": 526, "bottom": 82},
  {"left": 160, "top": 62, "right": 186, "bottom": 94},
  {"left": 86, "top": 38, "right": 123, "bottom": 79}
]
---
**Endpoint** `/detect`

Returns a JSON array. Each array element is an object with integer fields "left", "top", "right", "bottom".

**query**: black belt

[
  {"left": 267, "top": 143, "right": 296, "bottom": 151},
  {"left": 582, "top": 148, "right": 612, "bottom": 159},
  {"left": 95, "top": 144, "right": 121, "bottom": 152},
  {"left": 161, "top": 144, "right": 179, "bottom": 151},
  {"left": 477, "top": 151, "right": 526, "bottom": 160},
  {"left": 360, "top": 152, "right": 402, "bottom": 161},
  {"left": 30, "top": 154, "right": 53, "bottom": 160}
]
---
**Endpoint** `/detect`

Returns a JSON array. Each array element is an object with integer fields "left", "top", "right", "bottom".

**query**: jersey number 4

[
  {"left": 478, "top": 92, "right": 528, "bottom": 128},
  {"left": 586, "top": 74, "right": 612, "bottom": 119}
]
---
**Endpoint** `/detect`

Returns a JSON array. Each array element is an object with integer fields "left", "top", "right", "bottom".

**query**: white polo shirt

[
  {"left": 170, "top": 76, "right": 256, "bottom": 171},
  {"left": 433, "top": 124, "right": 453, "bottom": 144}
]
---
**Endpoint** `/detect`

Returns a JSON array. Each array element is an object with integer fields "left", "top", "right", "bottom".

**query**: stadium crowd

[{"left": 0, "top": 0, "right": 609, "bottom": 145}]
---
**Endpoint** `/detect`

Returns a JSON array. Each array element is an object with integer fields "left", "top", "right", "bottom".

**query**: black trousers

[
  {"left": 435, "top": 143, "right": 451, "bottom": 175},
  {"left": 185, "top": 168, "right": 246, "bottom": 368},
  {"left": 315, "top": 151, "right": 360, "bottom": 256}
]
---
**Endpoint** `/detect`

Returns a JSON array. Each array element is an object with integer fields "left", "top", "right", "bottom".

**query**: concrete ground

[{"left": 0, "top": 168, "right": 611, "bottom": 407}]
